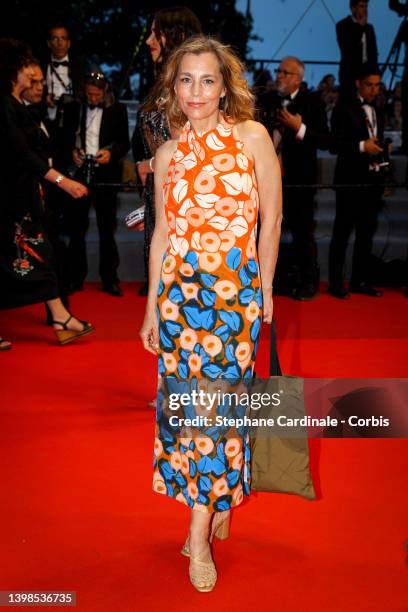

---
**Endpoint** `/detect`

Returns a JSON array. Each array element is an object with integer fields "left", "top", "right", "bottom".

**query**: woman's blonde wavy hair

[{"left": 159, "top": 36, "right": 255, "bottom": 128}]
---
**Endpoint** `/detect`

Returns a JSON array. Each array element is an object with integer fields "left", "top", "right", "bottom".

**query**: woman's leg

[
  {"left": 188, "top": 508, "right": 217, "bottom": 592},
  {"left": 189, "top": 508, "right": 212, "bottom": 561},
  {"left": 46, "top": 298, "right": 87, "bottom": 332}
]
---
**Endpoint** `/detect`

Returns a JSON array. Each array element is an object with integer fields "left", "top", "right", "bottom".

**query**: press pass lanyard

[
  {"left": 363, "top": 104, "right": 377, "bottom": 139},
  {"left": 50, "top": 63, "right": 71, "bottom": 97},
  {"left": 362, "top": 104, "right": 380, "bottom": 172}
]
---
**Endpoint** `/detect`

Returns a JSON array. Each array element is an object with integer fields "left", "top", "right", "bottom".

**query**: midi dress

[{"left": 153, "top": 118, "right": 263, "bottom": 513}]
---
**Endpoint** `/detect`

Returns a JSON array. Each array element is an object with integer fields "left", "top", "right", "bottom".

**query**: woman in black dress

[
  {"left": 131, "top": 7, "right": 202, "bottom": 295},
  {"left": 0, "top": 39, "right": 94, "bottom": 346}
]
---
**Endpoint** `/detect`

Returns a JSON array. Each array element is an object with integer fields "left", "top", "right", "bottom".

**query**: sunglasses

[{"left": 86, "top": 72, "right": 106, "bottom": 81}]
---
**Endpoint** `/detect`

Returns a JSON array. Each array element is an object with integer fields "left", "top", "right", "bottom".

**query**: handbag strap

[{"left": 269, "top": 320, "right": 282, "bottom": 376}]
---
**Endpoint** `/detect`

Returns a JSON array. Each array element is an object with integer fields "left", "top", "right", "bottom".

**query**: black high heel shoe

[{"left": 52, "top": 315, "right": 94, "bottom": 345}]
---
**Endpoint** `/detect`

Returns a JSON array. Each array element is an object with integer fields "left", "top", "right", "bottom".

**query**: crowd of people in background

[
  {"left": 1, "top": 0, "right": 407, "bottom": 352},
  {"left": 254, "top": 69, "right": 403, "bottom": 133}
]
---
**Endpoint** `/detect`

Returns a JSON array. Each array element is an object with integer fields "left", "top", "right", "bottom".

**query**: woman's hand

[
  {"left": 60, "top": 178, "right": 88, "bottom": 199},
  {"left": 140, "top": 310, "right": 160, "bottom": 355},
  {"left": 136, "top": 159, "right": 151, "bottom": 186},
  {"left": 130, "top": 221, "right": 145, "bottom": 232},
  {"left": 262, "top": 289, "right": 274, "bottom": 324}
]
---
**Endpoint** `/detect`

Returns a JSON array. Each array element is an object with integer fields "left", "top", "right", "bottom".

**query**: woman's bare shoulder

[{"left": 236, "top": 119, "right": 269, "bottom": 141}]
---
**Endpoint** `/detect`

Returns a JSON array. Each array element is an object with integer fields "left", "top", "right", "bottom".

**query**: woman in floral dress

[{"left": 140, "top": 37, "right": 282, "bottom": 591}]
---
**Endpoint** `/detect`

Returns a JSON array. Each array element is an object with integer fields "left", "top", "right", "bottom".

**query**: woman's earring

[{"left": 219, "top": 95, "right": 225, "bottom": 110}]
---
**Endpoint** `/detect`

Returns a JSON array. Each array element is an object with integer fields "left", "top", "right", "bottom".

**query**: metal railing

[{"left": 247, "top": 59, "right": 405, "bottom": 72}]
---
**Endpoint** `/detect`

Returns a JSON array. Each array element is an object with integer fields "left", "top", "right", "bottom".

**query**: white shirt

[
  {"left": 46, "top": 54, "right": 72, "bottom": 121},
  {"left": 358, "top": 95, "right": 377, "bottom": 153},
  {"left": 85, "top": 106, "right": 103, "bottom": 156},
  {"left": 351, "top": 15, "right": 368, "bottom": 64}
]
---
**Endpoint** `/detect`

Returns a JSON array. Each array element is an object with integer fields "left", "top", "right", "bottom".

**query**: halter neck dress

[{"left": 153, "top": 117, "right": 263, "bottom": 513}]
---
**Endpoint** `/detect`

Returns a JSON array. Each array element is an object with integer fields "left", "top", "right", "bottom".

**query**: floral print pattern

[
  {"left": 13, "top": 214, "right": 45, "bottom": 277},
  {"left": 153, "top": 119, "right": 262, "bottom": 513}
]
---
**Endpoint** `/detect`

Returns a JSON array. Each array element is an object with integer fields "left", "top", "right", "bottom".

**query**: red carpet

[{"left": 0, "top": 284, "right": 407, "bottom": 611}]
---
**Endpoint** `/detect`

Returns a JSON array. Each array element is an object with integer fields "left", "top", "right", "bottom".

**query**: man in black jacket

[
  {"left": 64, "top": 72, "right": 129, "bottom": 296},
  {"left": 43, "top": 24, "right": 81, "bottom": 129},
  {"left": 258, "top": 56, "right": 329, "bottom": 300},
  {"left": 329, "top": 65, "right": 385, "bottom": 298},
  {"left": 336, "top": 0, "right": 378, "bottom": 97}
]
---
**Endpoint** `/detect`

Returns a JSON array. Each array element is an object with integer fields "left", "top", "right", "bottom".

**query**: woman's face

[
  {"left": 13, "top": 64, "right": 34, "bottom": 95},
  {"left": 146, "top": 21, "right": 165, "bottom": 64},
  {"left": 175, "top": 52, "right": 225, "bottom": 124}
]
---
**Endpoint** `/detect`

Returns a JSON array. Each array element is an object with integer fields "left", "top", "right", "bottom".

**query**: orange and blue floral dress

[{"left": 152, "top": 118, "right": 262, "bottom": 513}]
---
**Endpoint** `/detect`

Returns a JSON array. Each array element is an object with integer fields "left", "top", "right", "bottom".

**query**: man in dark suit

[
  {"left": 64, "top": 72, "right": 129, "bottom": 296},
  {"left": 336, "top": 0, "right": 378, "bottom": 97},
  {"left": 329, "top": 65, "right": 385, "bottom": 298},
  {"left": 42, "top": 23, "right": 83, "bottom": 172},
  {"left": 43, "top": 24, "right": 81, "bottom": 127},
  {"left": 258, "top": 56, "right": 330, "bottom": 300}
]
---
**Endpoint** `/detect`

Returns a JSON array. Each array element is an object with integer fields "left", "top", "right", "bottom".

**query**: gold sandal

[
  {"left": 181, "top": 510, "right": 230, "bottom": 557},
  {"left": 189, "top": 551, "right": 217, "bottom": 592},
  {"left": 53, "top": 315, "right": 94, "bottom": 345}
]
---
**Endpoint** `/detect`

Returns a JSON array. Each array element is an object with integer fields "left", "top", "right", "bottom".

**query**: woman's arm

[
  {"left": 139, "top": 139, "right": 177, "bottom": 354},
  {"left": 0, "top": 98, "right": 88, "bottom": 200},
  {"left": 239, "top": 120, "right": 283, "bottom": 324},
  {"left": 44, "top": 168, "right": 88, "bottom": 199}
]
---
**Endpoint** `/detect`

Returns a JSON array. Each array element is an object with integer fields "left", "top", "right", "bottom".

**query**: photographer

[
  {"left": 329, "top": 65, "right": 387, "bottom": 298},
  {"left": 42, "top": 23, "right": 82, "bottom": 157},
  {"left": 258, "top": 56, "right": 329, "bottom": 300},
  {"left": 64, "top": 71, "right": 129, "bottom": 296},
  {"left": 336, "top": 0, "right": 378, "bottom": 98},
  {"left": 389, "top": 0, "right": 408, "bottom": 151}
]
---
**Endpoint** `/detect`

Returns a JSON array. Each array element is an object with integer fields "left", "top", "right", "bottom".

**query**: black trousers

[
  {"left": 283, "top": 187, "right": 319, "bottom": 289},
  {"left": 329, "top": 185, "right": 383, "bottom": 288},
  {"left": 269, "top": 320, "right": 282, "bottom": 376},
  {"left": 64, "top": 187, "right": 120, "bottom": 287}
]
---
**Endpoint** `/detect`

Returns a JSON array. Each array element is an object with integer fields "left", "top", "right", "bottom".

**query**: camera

[
  {"left": 67, "top": 152, "right": 99, "bottom": 185},
  {"left": 80, "top": 153, "right": 98, "bottom": 185},
  {"left": 259, "top": 97, "right": 284, "bottom": 133}
]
